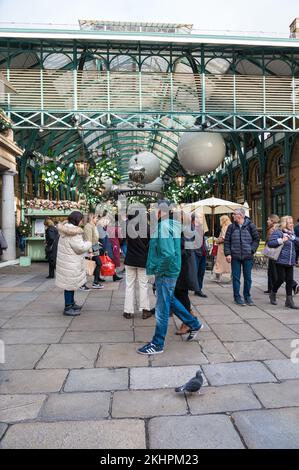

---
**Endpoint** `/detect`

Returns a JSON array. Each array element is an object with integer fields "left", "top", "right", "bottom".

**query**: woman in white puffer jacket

[{"left": 56, "top": 211, "right": 91, "bottom": 316}]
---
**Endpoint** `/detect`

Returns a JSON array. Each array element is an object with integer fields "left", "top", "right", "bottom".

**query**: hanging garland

[
  {"left": 83, "top": 158, "right": 121, "bottom": 207},
  {"left": 164, "top": 176, "right": 211, "bottom": 203}
]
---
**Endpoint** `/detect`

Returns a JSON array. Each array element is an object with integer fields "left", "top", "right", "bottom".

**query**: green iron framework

[{"left": 0, "top": 28, "right": 298, "bottom": 191}]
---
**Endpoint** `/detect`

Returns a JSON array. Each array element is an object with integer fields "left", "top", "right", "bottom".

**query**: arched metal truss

[{"left": 0, "top": 28, "right": 299, "bottom": 184}]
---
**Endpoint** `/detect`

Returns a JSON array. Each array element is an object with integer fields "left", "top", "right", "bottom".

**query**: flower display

[
  {"left": 0, "top": 110, "right": 12, "bottom": 133},
  {"left": 40, "top": 162, "right": 66, "bottom": 191},
  {"left": 25, "top": 198, "right": 88, "bottom": 211}
]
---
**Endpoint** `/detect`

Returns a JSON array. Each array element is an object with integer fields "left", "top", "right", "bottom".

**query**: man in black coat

[
  {"left": 224, "top": 208, "right": 259, "bottom": 306},
  {"left": 44, "top": 219, "right": 59, "bottom": 279},
  {"left": 123, "top": 210, "right": 154, "bottom": 320}
]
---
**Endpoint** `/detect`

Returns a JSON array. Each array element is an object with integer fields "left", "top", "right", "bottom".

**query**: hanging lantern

[
  {"left": 128, "top": 157, "right": 146, "bottom": 183},
  {"left": 128, "top": 151, "right": 160, "bottom": 184},
  {"left": 74, "top": 150, "right": 90, "bottom": 177},
  {"left": 177, "top": 132, "right": 226, "bottom": 175},
  {"left": 175, "top": 173, "right": 186, "bottom": 188}
]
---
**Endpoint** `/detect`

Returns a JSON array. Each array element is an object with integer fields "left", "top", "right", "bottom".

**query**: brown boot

[
  {"left": 175, "top": 323, "right": 191, "bottom": 335},
  {"left": 142, "top": 309, "right": 154, "bottom": 319},
  {"left": 189, "top": 309, "right": 197, "bottom": 317}
]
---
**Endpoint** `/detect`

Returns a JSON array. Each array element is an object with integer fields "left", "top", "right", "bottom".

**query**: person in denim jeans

[
  {"left": 137, "top": 202, "right": 203, "bottom": 355},
  {"left": 224, "top": 208, "right": 260, "bottom": 306}
]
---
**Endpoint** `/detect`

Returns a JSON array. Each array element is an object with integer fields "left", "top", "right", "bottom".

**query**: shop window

[
  {"left": 255, "top": 165, "right": 261, "bottom": 185},
  {"left": 272, "top": 191, "right": 286, "bottom": 218},
  {"left": 277, "top": 155, "right": 285, "bottom": 177}
]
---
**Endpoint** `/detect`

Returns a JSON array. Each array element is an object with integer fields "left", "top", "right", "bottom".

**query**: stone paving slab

[
  {"left": 232, "top": 408, "right": 299, "bottom": 449},
  {"left": 5, "top": 292, "right": 40, "bottom": 302},
  {"left": 0, "top": 394, "right": 47, "bottom": 423},
  {"left": 133, "top": 316, "right": 162, "bottom": 327},
  {"left": 210, "top": 324, "right": 263, "bottom": 342},
  {"left": 203, "top": 314, "right": 244, "bottom": 324},
  {"left": 264, "top": 359, "right": 299, "bottom": 380},
  {"left": 270, "top": 339, "right": 297, "bottom": 358},
  {"left": 0, "top": 303, "right": 25, "bottom": 312},
  {"left": 150, "top": 341, "right": 209, "bottom": 367},
  {"left": 265, "top": 310, "right": 299, "bottom": 325},
  {"left": 0, "top": 423, "right": 7, "bottom": 440},
  {"left": 61, "top": 330, "right": 133, "bottom": 344},
  {"left": 96, "top": 343, "right": 149, "bottom": 368},
  {"left": 64, "top": 368, "right": 128, "bottom": 392},
  {"left": 148, "top": 415, "right": 244, "bottom": 449},
  {"left": 246, "top": 318, "right": 296, "bottom": 340},
  {"left": 223, "top": 340, "right": 286, "bottom": 361},
  {"left": 82, "top": 302, "right": 111, "bottom": 311},
  {"left": 133, "top": 326, "right": 181, "bottom": 343},
  {"left": 0, "top": 293, "right": 11, "bottom": 299},
  {"left": 0, "top": 328, "right": 66, "bottom": 345},
  {"left": 194, "top": 304, "right": 235, "bottom": 316},
  {"left": 200, "top": 339, "right": 234, "bottom": 363},
  {"left": 41, "top": 392, "right": 110, "bottom": 421},
  {"left": 130, "top": 365, "right": 207, "bottom": 390},
  {"left": 229, "top": 305, "right": 270, "bottom": 319},
  {"left": 112, "top": 389, "right": 188, "bottom": 418},
  {"left": 252, "top": 380, "right": 299, "bottom": 408},
  {"left": 187, "top": 384, "right": 261, "bottom": 415},
  {"left": 202, "top": 361, "right": 277, "bottom": 386},
  {"left": 68, "top": 315, "right": 133, "bottom": 331},
  {"left": 14, "top": 309, "right": 66, "bottom": 317},
  {"left": 1, "top": 419, "right": 146, "bottom": 449},
  {"left": 0, "top": 369, "right": 68, "bottom": 394},
  {"left": 2, "top": 316, "right": 72, "bottom": 329},
  {"left": 36, "top": 344, "right": 100, "bottom": 369},
  {"left": 288, "top": 324, "right": 299, "bottom": 334},
  {"left": 0, "top": 344, "right": 49, "bottom": 370}
]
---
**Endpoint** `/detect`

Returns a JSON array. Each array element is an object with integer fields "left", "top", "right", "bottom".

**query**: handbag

[
  {"left": 262, "top": 244, "right": 283, "bottom": 261},
  {"left": 85, "top": 259, "right": 96, "bottom": 276},
  {"left": 92, "top": 242, "right": 100, "bottom": 256},
  {"left": 211, "top": 244, "right": 218, "bottom": 257},
  {"left": 100, "top": 253, "right": 115, "bottom": 277}
]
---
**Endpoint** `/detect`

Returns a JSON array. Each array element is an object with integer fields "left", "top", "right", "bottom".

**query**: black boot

[
  {"left": 63, "top": 306, "right": 81, "bottom": 316},
  {"left": 113, "top": 274, "right": 122, "bottom": 282},
  {"left": 285, "top": 295, "right": 299, "bottom": 309},
  {"left": 269, "top": 292, "right": 277, "bottom": 305}
]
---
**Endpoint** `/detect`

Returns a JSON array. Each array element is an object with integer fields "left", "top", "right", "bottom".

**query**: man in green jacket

[{"left": 137, "top": 201, "right": 203, "bottom": 355}]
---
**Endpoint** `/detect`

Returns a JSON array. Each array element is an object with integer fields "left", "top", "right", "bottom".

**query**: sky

[{"left": 0, "top": 0, "right": 298, "bottom": 35}]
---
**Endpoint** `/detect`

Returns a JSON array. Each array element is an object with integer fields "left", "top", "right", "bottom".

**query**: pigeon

[{"left": 175, "top": 370, "right": 203, "bottom": 394}]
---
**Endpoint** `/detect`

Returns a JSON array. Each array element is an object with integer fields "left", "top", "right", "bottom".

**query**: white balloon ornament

[{"left": 177, "top": 132, "right": 226, "bottom": 175}]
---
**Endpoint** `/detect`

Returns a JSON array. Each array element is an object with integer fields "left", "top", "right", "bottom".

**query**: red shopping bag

[
  {"left": 211, "top": 244, "right": 218, "bottom": 257},
  {"left": 100, "top": 253, "right": 115, "bottom": 277}
]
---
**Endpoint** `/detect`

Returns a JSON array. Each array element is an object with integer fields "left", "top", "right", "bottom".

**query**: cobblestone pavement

[{"left": 0, "top": 263, "right": 299, "bottom": 449}]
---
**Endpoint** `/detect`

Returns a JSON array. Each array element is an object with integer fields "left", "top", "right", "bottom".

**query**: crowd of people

[{"left": 42, "top": 202, "right": 299, "bottom": 355}]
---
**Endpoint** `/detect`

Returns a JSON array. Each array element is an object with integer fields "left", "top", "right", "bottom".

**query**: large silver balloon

[
  {"left": 177, "top": 132, "right": 226, "bottom": 175},
  {"left": 144, "top": 177, "right": 164, "bottom": 192},
  {"left": 128, "top": 151, "right": 160, "bottom": 184}
]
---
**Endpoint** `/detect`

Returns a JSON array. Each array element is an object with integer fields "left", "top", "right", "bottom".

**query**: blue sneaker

[
  {"left": 137, "top": 342, "right": 164, "bottom": 355},
  {"left": 245, "top": 297, "right": 254, "bottom": 306},
  {"left": 186, "top": 324, "right": 204, "bottom": 342},
  {"left": 234, "top": 298, "right": 245, "bottom": 306}
]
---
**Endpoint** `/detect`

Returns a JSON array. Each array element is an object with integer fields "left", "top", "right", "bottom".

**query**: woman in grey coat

[{"left": 268, "top": 216, "right": 299, "bottom": 309}]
